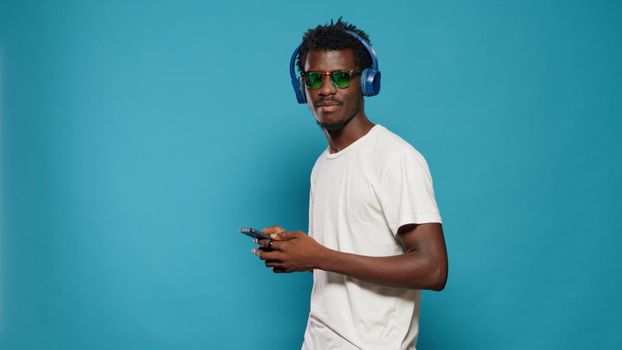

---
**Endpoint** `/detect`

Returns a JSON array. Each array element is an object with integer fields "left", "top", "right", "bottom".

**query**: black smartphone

[{"left": 240, "top": 227, "right": 271, "bottom": 240}]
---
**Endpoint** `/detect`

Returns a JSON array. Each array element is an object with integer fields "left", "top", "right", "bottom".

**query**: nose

[{"left": 318, "top": 75, "right": 337, "bottom": 96}]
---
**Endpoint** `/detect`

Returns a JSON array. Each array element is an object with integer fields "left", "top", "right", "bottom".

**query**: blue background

[{"left": 1, "top": 0, "right": 621, "bottom": 349}]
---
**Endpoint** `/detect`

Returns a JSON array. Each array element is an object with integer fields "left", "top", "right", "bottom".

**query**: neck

[{"left": 324, "top": 112, "right": 375, "bottom": 153}]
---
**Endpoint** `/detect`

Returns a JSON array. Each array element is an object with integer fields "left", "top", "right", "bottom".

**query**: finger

[
  {"left": 254, "top": 248, "right": 268, "bottom": 260},
  {"left": 273, "top": 268, "right": 288, "bottom": 273},
  {"left": 262, "top": 225, "right": 285, "bottom": 235},
  {"left": 253, "top": 248, "right": 270, "bottom": 258},
  {"left": 257, "top": 250, "right": 282, "bottom": 261},
  {"left": 267, "top": 240, "right": 279, "bottom": 251},
  {"left": 270, "top": 230, "right": 299, "bottom": 241},
  {"left": 256, "top": 239, "right": 271, "bottom": 249},
  {"left": 257, "top": 240, "right": 279, "bottom": 252},
  {"left": 265, "top": 260, "right": 283, "bottom": 268}
]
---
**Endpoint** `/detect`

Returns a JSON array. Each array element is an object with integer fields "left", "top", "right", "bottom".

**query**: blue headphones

[{"left": 289, "top": 30, "right": 381, "bottom": 104}]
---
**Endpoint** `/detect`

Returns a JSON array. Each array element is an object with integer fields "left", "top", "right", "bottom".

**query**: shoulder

[
  {"left": 310, "top": 148, "right": 328, "bottom": 184},
  {"left": 368, "top": 125, "right": 425, "bottom": 165},
  {"left": 367, "top": 126, "right": 435, "bottom": 187}
]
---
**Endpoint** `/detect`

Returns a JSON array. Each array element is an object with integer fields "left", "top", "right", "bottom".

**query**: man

[{"left": 254, "top": 19, "right": 448, "bottom": 350}]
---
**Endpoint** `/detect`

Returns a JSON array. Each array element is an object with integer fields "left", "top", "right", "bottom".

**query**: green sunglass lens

[
  {"left": 304, "top": 71, "right": 354, "bottom": 89},
  {"left": 332, "top": 71, "right": 352, "bottom": 89},
  {"left": 305, "top": 72, "right": 323, "bottom": 89}
]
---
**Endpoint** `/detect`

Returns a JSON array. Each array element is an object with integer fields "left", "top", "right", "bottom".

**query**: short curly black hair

[{"left": 296, "top": 18, "right": 373, "bottom": 73}]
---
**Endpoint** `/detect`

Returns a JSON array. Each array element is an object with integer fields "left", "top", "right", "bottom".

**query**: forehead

[{"left": 304, "top": 49, "right": 356, "bottom": 72}]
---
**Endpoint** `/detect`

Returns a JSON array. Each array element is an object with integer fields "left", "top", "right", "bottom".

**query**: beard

[
  {"left": 315, "top": 102, "right": 362, "bottom": 133},
  {"left": 316, "top": 113, "right": 357, "bottom": 132}
]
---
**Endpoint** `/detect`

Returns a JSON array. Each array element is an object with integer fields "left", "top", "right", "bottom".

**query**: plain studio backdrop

[{"left": 1, "top": 1, "right": 620, "bottom": 349}]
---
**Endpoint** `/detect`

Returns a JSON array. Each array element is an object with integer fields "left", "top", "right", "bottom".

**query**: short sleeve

[
  {"left": 308, "top": 185, "right": 314, "bottom": 238},
  {"left": 308, "top": 169, "right": 316, "bottom": 239},
  {"left": 377, "top": 148, "right": 442, "bottom": 235}
]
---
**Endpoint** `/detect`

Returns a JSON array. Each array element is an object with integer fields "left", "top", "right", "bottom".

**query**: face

[{"left": 303, "top": 49, "right": 364, "bottom": 131}]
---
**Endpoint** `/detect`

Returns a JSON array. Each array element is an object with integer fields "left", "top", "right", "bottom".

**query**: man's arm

[{"left": 255, "top": 223, "right": 448, "bottom": 291}]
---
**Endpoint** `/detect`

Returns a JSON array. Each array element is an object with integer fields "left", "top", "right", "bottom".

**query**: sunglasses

[{"left": 301, "top": 69, "right": 360, "bottom": 90}]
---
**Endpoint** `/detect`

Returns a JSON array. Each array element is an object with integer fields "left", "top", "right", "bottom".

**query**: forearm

[{"left": 317, "top": 248, "right": 447, "bottom": 291}]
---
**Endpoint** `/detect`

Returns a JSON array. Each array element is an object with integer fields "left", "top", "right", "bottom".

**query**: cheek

[
  {"left": 344, "top": 82, "right": 362, "bottom": 103},
  {"left": 305, "top": 89, "right": 320, "bottom": 105},
  {"left": 344, "top": 91, "right": 363, "bottom": 110}
]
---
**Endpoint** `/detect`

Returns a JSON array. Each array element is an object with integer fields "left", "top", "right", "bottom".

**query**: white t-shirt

[{"left": 302, "top": 125, "right": 442, "bottom": 350}]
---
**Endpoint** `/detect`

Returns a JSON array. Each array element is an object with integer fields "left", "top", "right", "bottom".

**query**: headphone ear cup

[
  {"left": 291, "top": 77, "right": 307, "bottom": 104},
  {"left": 360, "top": 69, "right": 381, "bottom": 96}
]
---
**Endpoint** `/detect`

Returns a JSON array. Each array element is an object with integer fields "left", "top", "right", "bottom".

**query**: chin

[
  {"left": 315, "top": 111, "right": 344, "bottom": 123},
  {"left": 316, "top": 117, "right": 342, "bottom": 127},
  {"left": 316, "top": 113, "right": 357, "bottom": 132}
]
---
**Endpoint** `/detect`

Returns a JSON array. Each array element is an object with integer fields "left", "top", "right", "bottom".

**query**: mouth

[{"left": 316, "top": 101, "right": 343, "bottom": 113}]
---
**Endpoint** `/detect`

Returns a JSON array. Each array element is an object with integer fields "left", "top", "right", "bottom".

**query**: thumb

[
  {"left": 271, "top": 230, "right": 298, "bottom": 241},
  {"left": 263, "top": 225, "right": 285, "bottom": 235}
]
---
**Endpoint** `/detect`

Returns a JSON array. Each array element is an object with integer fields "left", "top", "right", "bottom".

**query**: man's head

[
  {"left": 297, "top": 19, "right": 375, "bottom": 132},
  {"left": 296, "top": 18, "right": 373, "bottom": 75}
]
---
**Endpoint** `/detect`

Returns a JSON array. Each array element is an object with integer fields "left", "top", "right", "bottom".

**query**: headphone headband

[
  {"left": 289, "top": 29, "right": 381, "bottom": 104},
  {"left": 344, "top": 30, "right": 379, "bottom": 71}
]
